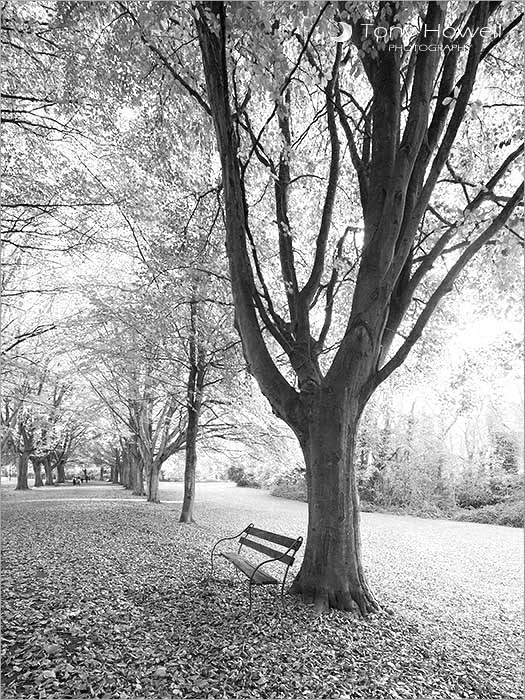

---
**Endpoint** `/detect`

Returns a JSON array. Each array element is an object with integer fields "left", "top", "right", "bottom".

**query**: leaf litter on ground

[{"left": 1, "top": 482, "right": 522, "bottom": 698}]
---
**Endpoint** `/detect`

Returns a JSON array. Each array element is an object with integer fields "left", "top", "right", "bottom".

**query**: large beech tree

[{"left": 191, "top": 1, "right": 523, "bottom": 613}]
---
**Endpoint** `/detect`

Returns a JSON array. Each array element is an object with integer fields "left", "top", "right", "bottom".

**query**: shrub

[
  {"left": 358, "top": 500, "right": 381, "bottom": 513},
  {"left": 456, "top": 469, "right": 521, "bottom": 509},
  {"left": 409, "top": 500, "right": 452, "bottom": 519},
  {"left": 227, "top": 465, "right": 261, "bottom": 488},
  {"left": 269, "top": 468, "right": 307, "bottom": 501},
  {"left": 357, "top": 468, "right": 384, "bottom": 504},
  {"left": 497, "top": 500, "right": 524, "bottom": 527},
  {"left": 456, "top": 482, "right": 501, "bottom": 509},
  {"left": 456, "top": 499, "right": 524, "bottom": 528}
]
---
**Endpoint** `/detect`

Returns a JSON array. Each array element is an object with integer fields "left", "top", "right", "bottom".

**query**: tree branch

[
  {"left": 299, "top": 44, "right": 342, "bottom": 307},
  {"left": 372, "top": 183, "right": 523, "bottom": 391}
]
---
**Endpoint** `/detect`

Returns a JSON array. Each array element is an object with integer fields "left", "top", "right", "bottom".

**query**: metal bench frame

[{"left": 210, "top": 522, "right": 303, "bottom": 612}]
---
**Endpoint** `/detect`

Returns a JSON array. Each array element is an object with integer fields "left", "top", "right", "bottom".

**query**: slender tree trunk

[
  {"left": 130, "top": 441, "right": 145, "bottom": 497},
  {"left": 111, "top": 449, "right": 120, "bottom": 483},
  {"left": 146, "top": 461, "right": 161, "bottom": 504},
  {"left": 131, "top": 462, "right": 145, "bottom": 496},
  {"left": 289, "top": 389, "right": 379, "bottom": 615},
  {"left": 140, "top": 442, "right": 155, "bottom": 502},
  {"left": 180, "top": 298, "right": 205, "bottom": 524},
  {"left": 129, "top": 456, "right": 138, "bottom": 492},
  {"left": 44, "top": 459, "right": 54, "bottom": 486},
  {"left": 56, "top": 460, "right": 65, "bottom": 484},
  {"left": 120, "top": 448, "right": 130, "bottom": 488},
  {"left": 16, "top": 451, "right": 30, "bottom": 490},
  {"left": 180, "top": 405, "right": 200, "bottom": 523},
  {"left": 32, "top": 458, "right": 44, "bottom": 487}
]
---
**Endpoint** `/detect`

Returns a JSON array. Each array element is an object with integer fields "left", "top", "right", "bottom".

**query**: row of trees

[
  {"left": 1, "top": 364, "right": 83, "bottom": 489},
  {"left": 1, "top": 0, "right": 248, "bottom": 520},
  {"left": 75, "top": 253, "right": 246, "bottom": 518}
]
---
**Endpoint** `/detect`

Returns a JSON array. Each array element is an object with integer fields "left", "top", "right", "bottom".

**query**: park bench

[{"left": 210, "top": 523, "right": 303, "bottom": 612}]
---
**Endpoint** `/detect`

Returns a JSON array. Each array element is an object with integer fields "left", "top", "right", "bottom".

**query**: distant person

[
  {"left": 72, "top": 477, "right": 77, "bottom": 485},
  {"left": 83, "top": 468, "right": 88, "bottom": 482}
]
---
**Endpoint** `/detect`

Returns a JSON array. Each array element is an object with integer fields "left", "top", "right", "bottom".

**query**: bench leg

[
  {"left": 248, "top": 581, "right": 253, "bottom": 614},
  {"left": 210, "top": 551, "right": 220, "bottom": 580},
  {"left": 280, "top": 581, "right": 286, "bottom": 610},
  {"left": 280, "top": 567, "right": 291, "bottom": 610}
]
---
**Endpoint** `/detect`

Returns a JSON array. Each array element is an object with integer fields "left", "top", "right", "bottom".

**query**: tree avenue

[{"left": 189, "top": 1, "right": 523, "bottom": 612}]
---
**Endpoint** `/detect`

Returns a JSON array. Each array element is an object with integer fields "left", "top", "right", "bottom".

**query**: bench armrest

[
  {"left": 248, "top": 538, "right": 302, "bottom": 587},
  {"left": 210, "top": 523, "right": 254, "bottom": 574}
]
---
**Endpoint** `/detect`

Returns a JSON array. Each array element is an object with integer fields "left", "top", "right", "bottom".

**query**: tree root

[{"left": 290, "top": 578, "right": 380, "bottom": 616}]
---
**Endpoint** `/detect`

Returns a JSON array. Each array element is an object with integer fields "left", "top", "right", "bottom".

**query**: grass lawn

[{"left": 1, "top": 480, "right": 523, "bottom": 699}]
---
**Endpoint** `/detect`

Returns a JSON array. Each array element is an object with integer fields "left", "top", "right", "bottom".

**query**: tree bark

[
  {"left": 131, "top": 465, "right": 145, "bottom": 496},
  {"left": 179, "top": 399, "right": 200, "bottom": 522},
  {"left": 146, "top": 461, "right": 161, "bottom": 504},
  {"left": 56, "top": 460, "right": 65, "bottom": 483},
  {"left": 180, "top": 298, "right": 206, "bottom": 523},
  {"left": 179, "top": 429, "right": 197, "bottom": 523},
  {"left": 112, "top": 448, "right": 120, "bottom": 483},
  {"left": 44, "top": 458, "right": 54, "bottom": 486},
  {"left": 120, "top": 444, "right": 130, "bottom": 488},
  {"left": 129, "top": 440, "right": 145, "bottom": 496},
  {"left": 289, "top": 388, "right": 379, "bottom": 614},
  {"left": 16, "top": 451, "right": 30, "bottom": 490},
  {"left": 31, "top": 457, "right": 44, "bottom": 487}
]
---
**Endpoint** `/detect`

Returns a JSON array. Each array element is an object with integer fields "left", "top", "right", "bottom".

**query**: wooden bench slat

[
  {"left": 246, "top": 526, "right": 300, "bottom": 549},
  {"left": 221, "top": 552, "right": 279, "bottom": 585},
  {"left": 239, "top": 536, "right": 295, "bottom": 566}
]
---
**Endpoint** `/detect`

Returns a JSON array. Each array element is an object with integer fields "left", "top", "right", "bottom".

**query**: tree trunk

[
  {"left": 289, "top": 389, "right": 379, "bottom": 615},
  {"left": 120, "top": 445, "right": 130, "bottom": 488},
  {"left": 16, "top": 451, "right": 30, "bottom": 490},
  {"left": 56, "top": 460, "right": 65, "bottom": 483},
  {"left": 146, "top": 461, "right": 161, "bottom": 504},
  {"left": 111, "top": 449, "right": 120, "bottom": 483},
  {"left": 180, "top": 298, "right": 205, "bottom": 524},
  {"left": 44, "top": 459, "right": 54, "bottom": 486},
  {"left": 179, "top": 406, "right": 199, "bottom": 523},
  {"left": 130, "top": 444, "right": 145, "bottom": 497},
  {"left": 32, "top": 458, "right": 44, "bottom": 487}
]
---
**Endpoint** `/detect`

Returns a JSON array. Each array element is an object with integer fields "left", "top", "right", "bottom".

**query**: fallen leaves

[{"left": 1, "top": 483, "right": 523, "bottom": 698}]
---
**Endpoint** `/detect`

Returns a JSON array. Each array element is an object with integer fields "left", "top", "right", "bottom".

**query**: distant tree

[
  {"left": 180, "top": 295, "right": 206, "bottom": 523},
  {"left": 74, "top": 286, "right": 188, "bottom": 500},
  {"left": 178, "top": 270, "right": 241, "bottom": 521}
]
